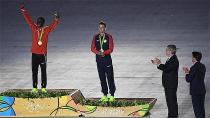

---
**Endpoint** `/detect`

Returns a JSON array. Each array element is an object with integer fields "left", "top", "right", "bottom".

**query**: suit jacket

[
  {"left": 186, "top": 62, "right": 206, "bottom": 95},
  {"left": 158, "top": 55, "right": 179, "bottom": 89}
]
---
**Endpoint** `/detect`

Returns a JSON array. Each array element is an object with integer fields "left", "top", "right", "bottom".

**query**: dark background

[{"left": 0, "top": 0, "right": 210, "bottom": 117}]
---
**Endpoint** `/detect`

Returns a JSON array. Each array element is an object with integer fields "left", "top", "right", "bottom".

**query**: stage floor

[{"left": 0, "top": 0, "right": 209, "bottom": 117}]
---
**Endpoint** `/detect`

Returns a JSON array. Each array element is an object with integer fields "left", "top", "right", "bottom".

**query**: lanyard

[
  {"left": 38, "top": 28, "right": 44, "bottom": 42},
  {"left": 99, "top": 34, "right": 105, "bottom": 50}
]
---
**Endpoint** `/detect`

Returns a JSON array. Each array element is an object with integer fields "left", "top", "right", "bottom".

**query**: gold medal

[
  {"left": 99, "top": 34, "right": 105, "bottom": 52},
  {"left": 38, "top": 28, "right": 44, "bottom": 46},
  {"left": 38, "top": 41, "right": 42, "bottom": 46}
]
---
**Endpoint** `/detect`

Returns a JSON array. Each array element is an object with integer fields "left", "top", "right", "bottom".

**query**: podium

[{"left": 0, "top": 89, "right": 156, "bottom": 117}]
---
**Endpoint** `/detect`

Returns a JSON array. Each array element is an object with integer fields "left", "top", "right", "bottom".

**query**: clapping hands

[
  {"left": 183, "top": 67, "right": 190, "bottom": 74},
  {"left": 151, "top": 58, "right": 161, "bottom": 65}
]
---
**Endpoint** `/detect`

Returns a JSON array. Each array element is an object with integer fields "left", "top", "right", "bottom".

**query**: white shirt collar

[{"left": 167, "top": 55, "right": 174, "bottom": 61}]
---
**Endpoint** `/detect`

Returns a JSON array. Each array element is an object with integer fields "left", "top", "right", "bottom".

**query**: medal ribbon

[
  {"left": 38, "top": 28, "right": 44, "bottom": 42},
  {"left": 99, "top": 34, "right": 105, "bottom": 51}
]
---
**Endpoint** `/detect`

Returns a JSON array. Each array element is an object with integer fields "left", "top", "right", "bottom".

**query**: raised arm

[
  {"left": 47, "top": 11, "right": 59, "bottom": 32},
  {"left": 157, "top": 60, "right": 179, "bottom": 73},
  {"left": 185, "top": 66, "right": 196, "bottom": 83},
  {"left": 20, "top": 4, "right": 35, "bottom": 28}
]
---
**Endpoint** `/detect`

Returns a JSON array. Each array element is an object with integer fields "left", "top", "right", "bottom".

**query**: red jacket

[{"left": 21, "top": 9, "right": 59, "bottom": 54}]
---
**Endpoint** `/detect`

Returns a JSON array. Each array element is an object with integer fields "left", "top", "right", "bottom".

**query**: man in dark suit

[
  {"left": 152, "top": 45, "right": 179, "bottom": 118},
  {"left": 183, "top": 51, "right": 206, "bottom": 118}
]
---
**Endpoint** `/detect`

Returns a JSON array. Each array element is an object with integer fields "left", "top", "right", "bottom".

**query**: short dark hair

[
  {"left": 192, "top": 51, "right": 202, "bottom": 62},
  {"left": 167, "top": 44, "right": 177, "bottom": 54},
  {"left": 37, "top": 17, "right": 45, "bottom": 23},
  {"left": 99, "top": 21, "right": 106, "bottom": 28}
]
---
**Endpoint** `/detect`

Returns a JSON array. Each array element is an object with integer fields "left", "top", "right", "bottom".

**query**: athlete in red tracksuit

[
  {"left": 20, "top": 4, "right": 59, "bottom": 93},
  {"left": 91, "top": 21, "right": 116, "bottom": 102}
]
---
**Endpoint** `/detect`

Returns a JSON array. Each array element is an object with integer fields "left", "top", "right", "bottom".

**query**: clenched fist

[{"left": 54, "top": 11, "right": 60, "bottom": 19}]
